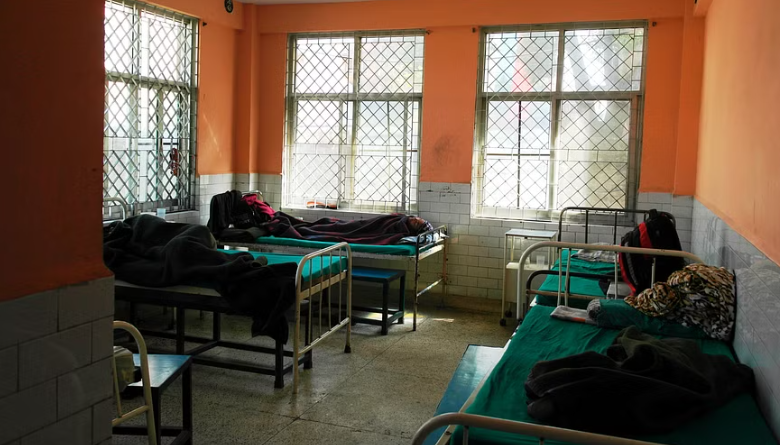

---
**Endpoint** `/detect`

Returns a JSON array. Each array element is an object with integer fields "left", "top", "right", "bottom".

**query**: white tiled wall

[
  {"left": 0, "top": 277, "right": 114, "bottom": 445},
  {"left": 273, "top": 182, "right": 693, "bottom": 304},
  {"left": 692, "top": 200, "right": 780, "bottom": 438},
  {"left": 636, "top": 192, "right": 693, "bottom": 252}
]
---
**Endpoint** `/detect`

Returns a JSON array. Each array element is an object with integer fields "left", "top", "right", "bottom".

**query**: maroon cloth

[
  {"left": 262, "top": 212, "right": 429, "bottom": 245},
  {"left": 241, "top": 194, "right": 275, "bottom": 220}
]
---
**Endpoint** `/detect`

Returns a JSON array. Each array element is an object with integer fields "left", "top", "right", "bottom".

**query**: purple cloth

[{"left": 262, "top": 212, "right": 430, "bottom": 245}]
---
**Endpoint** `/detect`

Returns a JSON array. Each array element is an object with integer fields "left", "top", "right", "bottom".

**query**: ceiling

[{"left": 240, "top": 0, "right": 384, "bottom": 4}]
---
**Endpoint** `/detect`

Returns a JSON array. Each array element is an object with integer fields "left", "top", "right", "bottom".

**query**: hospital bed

[
  {"left": 413, "top": 242, "right": 779, "bottom": 445},
  {"left": 220, "top": 224, "right": 449, "bottom": 331},
  {"left": 104, "top": 198, "right": 352, "bottom": 393},
  {"left": 500, "top": 207, "right": 677, "bottom": 325}
]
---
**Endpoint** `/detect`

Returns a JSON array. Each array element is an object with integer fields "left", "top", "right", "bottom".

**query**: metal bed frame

[
  {"left": 415, "top": 242, "right": 706, "bottom": 445},
  {"left": 500, "top": 207, "right": 677, "bottom": 324},
  {"left": 221, "top": 224, "right": 448, "bottom": 331},
  {"left": 115, "top": 243, "right": 352, "bottom": 393}
]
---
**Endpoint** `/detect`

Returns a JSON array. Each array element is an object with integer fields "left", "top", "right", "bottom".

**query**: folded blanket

[
  {"left": 104, "top": 215, "right": 297, "bottom": 342},
  {"left": 526, "top": 326, "right": 754, "bottom": 435}
]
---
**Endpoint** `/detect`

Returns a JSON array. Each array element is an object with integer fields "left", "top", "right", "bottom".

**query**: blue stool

[{"left": 351, "top": 267, "right": 406, "bottom": 335}]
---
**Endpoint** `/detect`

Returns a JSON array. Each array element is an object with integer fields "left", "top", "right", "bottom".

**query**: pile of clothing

[
  {"left": 625, "top": 264, "right": 736, "bottom": 340},
  {"left": 526, "top": 326, "right": 754, "bottom": 435}
]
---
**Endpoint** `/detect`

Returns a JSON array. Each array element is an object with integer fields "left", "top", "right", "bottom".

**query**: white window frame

[
  {"left": 473, "top": 21, "right": 648, "bottom": 221},
  {"left": 283, "top": 31, "right": 425, "bottom": 214},
  {"left": 103, "top": 0, "right": 199, "bottom": 214}
]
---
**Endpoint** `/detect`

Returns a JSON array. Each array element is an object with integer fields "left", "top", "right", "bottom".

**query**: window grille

[
  {"left": 284, "top": 31, "right": 425, "bottom": 213},
  {"left": 103, "top": 0, "right": 198, "bottom": 213},
  {"left": 474, "top": 22, "right": 646, "bottom": 219}
]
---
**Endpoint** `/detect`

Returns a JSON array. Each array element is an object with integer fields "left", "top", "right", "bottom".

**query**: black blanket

[
  {"left": 525, "top": 326, "right": 754, "bottom": 435},
  {"left": 104, "top": 215, "right": 297, "bottom": 342},
  {"left": 261, "top": 212, "right": 430, "bottom": 245}
]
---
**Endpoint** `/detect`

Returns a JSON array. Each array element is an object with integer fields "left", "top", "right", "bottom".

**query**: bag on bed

[{"left": 619, "top": 209, "right": 683, "bottom": 295}]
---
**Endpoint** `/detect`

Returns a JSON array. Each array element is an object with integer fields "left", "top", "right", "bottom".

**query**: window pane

[
  {"left": 555, "top": 100, "right": 631, "bottom": 209},
  {"left": 484, "top": 31, "right": 558, "bottom": 93},
  {"left": 105, "top": 2, "right": 135, "bottom": 74},
  {"left": 141, "top": 11, "right": 192, "bottom": 83},
  {"left": 359, "top": 35, "right": 424, "bottom": 94},
  {"left": 563, "top": 27, "right": 644, "bottom": 92},
  {"left": 485, "top": 101, "right": 550, "bottom": 155},
  {"left": 295, "top": 100, "right": 346, "bottom": 145},
  {"left": 295, "top": 37, "right": 354, "bottom": 94}
]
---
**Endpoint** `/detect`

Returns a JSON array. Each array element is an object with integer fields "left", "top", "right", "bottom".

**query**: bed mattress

[
  {"left": 456, "top": 305, "right": 777, "bottom": 445},
  {"left": 220, "top": 250, "right": 347, "bottom": 281},
  {"left": 251, "top": 236, "right": 436, "bottom": 256},
  {"left": 535, "top": 250, "right": 615, "bottom": 308}
]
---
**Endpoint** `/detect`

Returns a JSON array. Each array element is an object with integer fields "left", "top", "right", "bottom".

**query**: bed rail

[
  {"left": 413, "top": 224, "right": 448, "bottom": 330},
  {"left": 412, "top": 413, "right": 665, "bottom": 445},
  {"left": 103, "top": 196, "right": 130, "bottom": 221},
  {"left": 512, "top": 241, "right": 703, "bottom": 322},
  {"left": 293, "top": 241, "right": 352, "bottom": 393}
]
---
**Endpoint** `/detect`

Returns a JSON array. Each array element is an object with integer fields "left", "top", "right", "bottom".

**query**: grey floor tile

[
  {"left": 300, "top": 368, "right": 448, "bottom": 438},
  {"left": 415, "top": 307, "right": 513, "bottom": 346},
  {"left": 264, "top": 419, "right": 407, "bottom": 445}
]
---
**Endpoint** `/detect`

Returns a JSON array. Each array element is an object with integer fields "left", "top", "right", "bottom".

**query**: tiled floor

[{"left": 113, "top": 303, "right": 513, "bottom": 444}]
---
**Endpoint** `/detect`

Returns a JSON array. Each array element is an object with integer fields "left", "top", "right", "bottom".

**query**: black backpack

[{"left": 618, "top": 210, "right": 683, "bottom": 295}]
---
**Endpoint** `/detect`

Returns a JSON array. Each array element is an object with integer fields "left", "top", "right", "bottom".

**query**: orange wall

[
  {"left": 0, "top": 0, "right": 109, "bottom": 300},
  {"left": 252, "top": 0, "right": 693, "bottom": 189},
  {"left": 697, "top": 0, "right": 780, "bottom": 264},
  {"left": 152, "top": 0, "right": 242, "bottom": 175}
]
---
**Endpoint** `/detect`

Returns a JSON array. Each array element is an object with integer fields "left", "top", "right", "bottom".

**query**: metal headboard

[
  {"left": 103, "top": 196, "right": 130, "bottom": 221},
  {"left": 557, "top": 207, "right": 676, "bottom": 244}
]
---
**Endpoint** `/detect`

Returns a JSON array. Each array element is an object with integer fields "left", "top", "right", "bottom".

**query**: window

[
  {"left": 474, "top": 23, "right": 646, "bottom": 219},
  {"left": 103, "top": 0, "right": 198, "bottom": 212},
  {"left": 284, "top": 32, "right": 425, "bottom": 213}
]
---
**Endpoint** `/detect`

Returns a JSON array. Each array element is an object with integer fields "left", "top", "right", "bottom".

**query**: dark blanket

[
  {"left": 104, "top": 215, "right": 297, "bottom": 342},
  {"left": 261, "top": 211, "right": 430, "bottom": 245},
  {"left": 207, "top": 191, "right": 273, "bottom": 236},
  {"left": 525, "top": 326, "right": 754, "bottom": 435}
]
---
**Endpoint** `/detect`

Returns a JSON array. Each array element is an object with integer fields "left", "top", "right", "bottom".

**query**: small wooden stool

[{"left": 351, "top": 267, "right": 406, "bottom": 335}]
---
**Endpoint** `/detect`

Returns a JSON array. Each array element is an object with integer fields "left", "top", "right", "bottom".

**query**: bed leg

[
  {"left": 381, "top": 282, "right": 389, "bottom": 335},
  {"left": 304, "top": 350, "right": 313, "bottom": 369},
  {"left": 413, "top": 261, "right": 420, "bottom": 332},
  {"left": 212, "top": 312, "right": 221, "bottom": 341},
  {"left": 399, "top": 274, "right": 406, "bottom": 324},
  {"left": 274, "top": 339, "right": 284, "bottom": 389},
  {"left": 175, "top": 306, "right": 186, "bottom": 354}
]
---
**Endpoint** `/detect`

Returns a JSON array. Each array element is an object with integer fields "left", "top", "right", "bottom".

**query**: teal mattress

[
  {"left": 219, "top": 250, "right": 347, "bottom": 281},
  {"left": 455, "top": 305, "right": 777, "bottom": 445},
  {"left": 535, "top": 250, "right": 616, "bottom": 308},
  {"left": 252, "top": 236, "right": 435, "bottom": 256}
]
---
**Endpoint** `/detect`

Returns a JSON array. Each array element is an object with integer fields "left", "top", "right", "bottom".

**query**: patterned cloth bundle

[{"left": 625, "top": 264, "right": 735, "bottom": 340}]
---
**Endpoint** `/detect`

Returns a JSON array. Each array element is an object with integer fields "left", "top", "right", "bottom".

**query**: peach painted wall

[
  {"left": 673, "top": 6, "right": 705, "bottom": 196},
  {"left": 151, "top": 0, "right": 242, "bottom": 175},
  {"left": 0, "top": 0, "right": 110, "bottom": 300},
  {"left": 197, "top": 22, "right": 238, "bottom": 175},
  {"left": 697, "top": 0, "right": 780, "bottom": 264},
  {"left": 252, "top": 0, "right": 691, "bottom": 189},
  {"left": 255, "top": 33, "right": 288, "bottom": 175}
]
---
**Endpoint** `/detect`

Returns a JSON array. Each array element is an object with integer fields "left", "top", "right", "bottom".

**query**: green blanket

[
  {"left": 592, "top": 299, "right": 707, "bottom": 339},
  {"left": 536, "top": 250, "right": 616, "bottom": 308},
  {"left": 219, "top": 250, "right": 346, "bottom": 281},
  {"left": 455, "top": 305, "right": 777, "bottom": 445}
]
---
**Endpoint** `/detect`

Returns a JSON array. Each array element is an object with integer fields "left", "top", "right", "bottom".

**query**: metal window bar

[
  {"left": 103, "top": 0, "right": 199, "bottom": 215},
  {"left": 473, "top": 22, "right": 648, "bottom": 220},
  {"left": 283, "top": 31, "right": 425, "bottom": 213}
]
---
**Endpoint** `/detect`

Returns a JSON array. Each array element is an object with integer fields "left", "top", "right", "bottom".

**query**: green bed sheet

[
  {"left": 252, "top": 236, "right": 434, "bottom": 256},
  {"left": 456, "top": 305, "right": 777, "bottom": 445},
  {"left": 535, "top": 250, "right": 616, "bottom": 308},
  {"left": 219, "top": 250, "right": 347, "bottom": 281}
]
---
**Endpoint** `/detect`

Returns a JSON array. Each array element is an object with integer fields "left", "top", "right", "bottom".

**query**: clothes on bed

[
  {"left": 261, "top": 211, "right": 433, "bottom": 245},
  {"left": 626, "top": 264, "right": 736, "bottom": 340},
  {"left": 525, "top": 326, "right": 754, "bottom": 436},
  {"left": 104, "top": 214, "right": 297, "bottom": 342},
  {"left": 586, "top": 299, "right": 707, "bottom": 339},
  {"left": 207, "top": 190, "right": 274, "bottom": 236}
]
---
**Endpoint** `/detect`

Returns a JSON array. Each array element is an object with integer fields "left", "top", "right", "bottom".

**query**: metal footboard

[
  {"left": 516, "top": 242, "right": 704, "bottom": 321},
  {"left": 292, "top": 242, "right": 353, "bottom": 393},
  {"left": 411, "top": 413, "right": 664, "bottom": 445}
]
